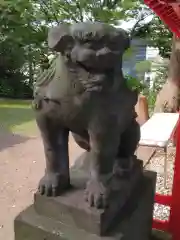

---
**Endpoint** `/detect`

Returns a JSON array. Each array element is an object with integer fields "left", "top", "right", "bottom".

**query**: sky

[{"left": 120, "top": 15, "right": 154, "bottom": 30}]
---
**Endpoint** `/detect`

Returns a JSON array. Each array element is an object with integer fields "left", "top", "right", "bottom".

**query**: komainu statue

[{"left": 33, "top": 22, "right": 140, "bottom": 209}]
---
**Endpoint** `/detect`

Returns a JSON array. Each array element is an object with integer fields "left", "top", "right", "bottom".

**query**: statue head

[{"left": 48, "top": 22, "right": 130, "bottom": 72}]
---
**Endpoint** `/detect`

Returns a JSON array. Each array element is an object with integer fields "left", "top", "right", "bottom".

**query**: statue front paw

[
  {"left": 38, "top": 173, "right": 70, "bottom": 197},
  {"left": 84, "top": 179, "right": 109, "bottom": 209}
]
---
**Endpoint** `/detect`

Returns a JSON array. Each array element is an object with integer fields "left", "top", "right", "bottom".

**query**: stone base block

[
  {"left": 34, "top": 160, "right": 143, "bottom": 236},
  {"left": 14, "top": 171, "right": 156, "bottom": 240}
]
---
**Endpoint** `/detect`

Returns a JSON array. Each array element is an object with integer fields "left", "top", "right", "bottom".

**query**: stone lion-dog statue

[{"left": 33, "top": 22, "right": 140, "bottom": 209}]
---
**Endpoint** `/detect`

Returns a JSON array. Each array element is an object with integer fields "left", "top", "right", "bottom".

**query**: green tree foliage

[
  {"left": 0, "top": 0, "right": 49, "bottom": 97},
  {"left": 0, "top": 0, "right": 151, "bottom": 98},
  {"left": 135, "top": 16, "right": 172, "bottom": 58},
  {"left": 0, "top": 0, "right": 171, "bottom": 99}
]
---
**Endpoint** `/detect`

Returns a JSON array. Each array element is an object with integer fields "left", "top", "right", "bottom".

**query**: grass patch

[{"left": 0, "top": 99, "right": 38, "bottom": 137}]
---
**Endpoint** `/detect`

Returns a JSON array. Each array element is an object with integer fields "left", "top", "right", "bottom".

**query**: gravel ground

[
  {"left": 0, "top": 132, "right": 175, "bottom": 239},
  {"left": 145, "top": 146, "right": 176, "bottom": 222}
]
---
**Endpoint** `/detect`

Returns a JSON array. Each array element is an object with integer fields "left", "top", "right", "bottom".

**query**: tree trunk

[
  {"left": 154, "top": 35, "right": 180, "bottom": 113},
  {"left": 28, "top": 46, "right": 34, "bottom": 87},
  {"left": 135, "top": 94, "right": 149, "bottom": 125},
  {"left": 28, "top": 58, "right": 34, "bottom": 86}
]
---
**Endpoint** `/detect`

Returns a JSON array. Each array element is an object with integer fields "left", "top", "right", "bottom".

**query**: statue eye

[
  {"left": 83, "top": 42, "right": 92, "bottom": 48},
  {"left": 83, "top": 41, "right": 103, "bottom": 51},
  {"left": 106, "top": 41, "right": 118, "bottom": 51}
]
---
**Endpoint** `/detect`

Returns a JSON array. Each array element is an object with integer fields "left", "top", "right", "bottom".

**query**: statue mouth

[{"left": 76, "top": 61, "right": 114, "bottom": 74}]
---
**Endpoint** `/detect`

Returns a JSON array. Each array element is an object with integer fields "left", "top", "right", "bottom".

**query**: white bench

[{"left": 139, "top": 113, "right": 179, "bottom": 188}]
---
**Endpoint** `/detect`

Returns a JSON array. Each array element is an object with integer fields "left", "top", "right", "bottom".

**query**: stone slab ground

[
  {"left": 0, "top": 131, "right": 158, "bottom": 240},
  {"left": 0, "top": 133, "right": 84, "bottom": 240}
]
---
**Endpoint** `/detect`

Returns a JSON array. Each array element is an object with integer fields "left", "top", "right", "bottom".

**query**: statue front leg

[
  {"left": 36, "top": 110, "right": 70, "bottom": 197},
  {"left": 85, "top": 122, "right": 120, "bottom": 209}
]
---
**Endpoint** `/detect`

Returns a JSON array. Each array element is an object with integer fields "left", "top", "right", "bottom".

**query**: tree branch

[
  {"left": 76, "top": 2, "right": 84, "bottom": 22},
  {"left": 130, "top": 12, "right": 152, "bottom": 39},
  {"left": 41, "top": 0, "right": 59, "bottom": 24},
  {"left": 102, "top": 0, "right": 121, "bottom": 9},
  {"left": 111, "top": 0, "right": 121, "bottom": 8},
  {"left": 40, "top": 3, "right": 52, "bottom": 23},
  {"left": 49, "top": 0, "right": 59, "bottom": 23},
  {"left": 62, "top": 0, "right": 79, "bottom": 22}
]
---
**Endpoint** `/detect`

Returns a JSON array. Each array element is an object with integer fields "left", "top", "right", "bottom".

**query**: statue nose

[
  {"left": 96, "top": 48, "right": 119, "bottom": 69},
  {"left": 71, "top": 46, "right": 96, "bottom": 66},
  {"left": 78, "top": 49, "right": 96, "bottom": 62},
  {"left": 96, "top": 47, "right": 111, "bottom": 56}
]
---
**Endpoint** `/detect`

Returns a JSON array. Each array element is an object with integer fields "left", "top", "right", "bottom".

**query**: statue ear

[
  {"left": 48, "top": 24, "right": 74, "bottom": 52},
  {"left": 112, "top": 29, "right": 130, "bottom": 52},
  {"left": 120, "top": 29, "right": 130, "bottom": 51}
]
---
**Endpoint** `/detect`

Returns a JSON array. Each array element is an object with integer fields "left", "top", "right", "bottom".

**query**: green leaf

[
  {"left": 125, "top": 75, "right": 144, "bottom": 92},
  {"left": 135, "top": 60, "right": 152, "bottom": 73}
]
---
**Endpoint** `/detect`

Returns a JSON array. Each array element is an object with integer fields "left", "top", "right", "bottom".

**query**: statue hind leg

[
  {"left": 72, "top": 131, "right": 90, "bottom": 151},
  {"left": 35, "top": 100, "right": 70, "bottom": 197},
  {"left": 114, "top": 119, "right": 140, "bottom": 176}
]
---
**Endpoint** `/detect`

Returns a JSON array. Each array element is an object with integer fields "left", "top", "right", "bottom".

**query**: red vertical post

[{"left": 169, "top": 115, "right": 180, "bottom": 239}]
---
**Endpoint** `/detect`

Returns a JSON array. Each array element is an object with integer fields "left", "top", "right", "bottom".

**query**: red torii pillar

[
  {"left": 151, "top": 116, "right": 180, "bottom": 239},
  {"left": 170, "top": 123, "right": 180, "bottom": 239},
  {"left": 144, "top": 1, "right": 180, "bottom": 239}
]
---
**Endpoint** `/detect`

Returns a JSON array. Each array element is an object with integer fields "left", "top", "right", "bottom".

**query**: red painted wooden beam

[
  {"left": 155, "top": 194, "right": 172, "bottom": 206},
  {"left": 144, "top": 0, "right": 180, "bottom": 37},
  {"left": 153, "top": 219, "right": 170, "bottom": 232},
  {"left": 169, "top": 117, "right": 180, "bottom": 239}
]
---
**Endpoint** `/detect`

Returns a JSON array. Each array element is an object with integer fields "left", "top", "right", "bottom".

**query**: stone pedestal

[{"left": 14, "top": 160, "right": 156, "bottom": 240}]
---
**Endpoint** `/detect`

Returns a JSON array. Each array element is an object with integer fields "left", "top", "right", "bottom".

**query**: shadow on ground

[
  {"left": 0, "top": 103, "right": 36, "bottom": 150},
  {"left": 0, "top": 132, "right": 31, "bottom": 151},
  {"left": 151, "top": 230, "right": 171, "bottom": 240}
]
